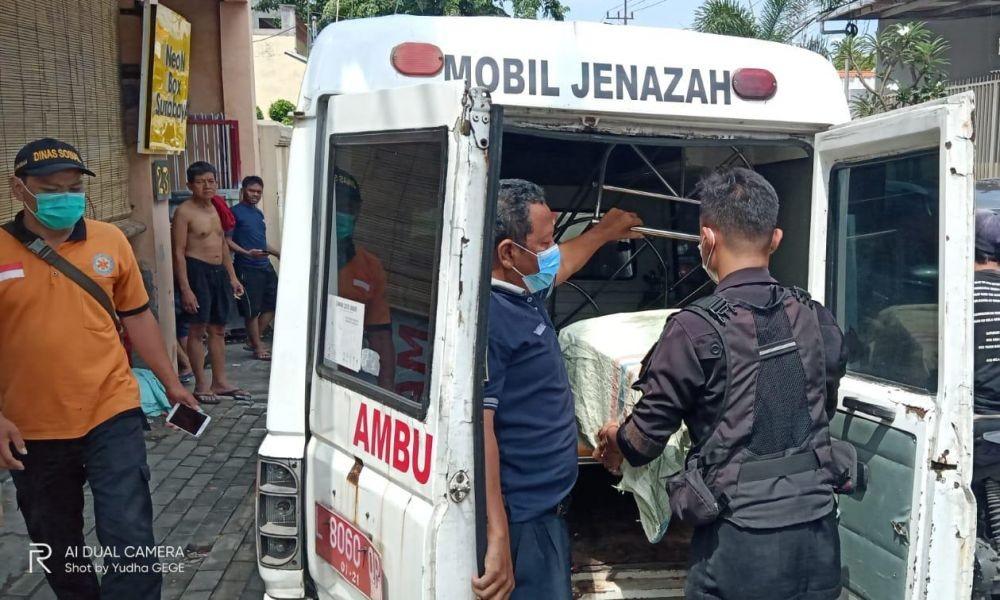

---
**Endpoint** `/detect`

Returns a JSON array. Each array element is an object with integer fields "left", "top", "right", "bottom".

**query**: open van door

[
  {"left": 809, "top": 93, "right": 975, "bottom": 599},
  {"left": 303, "top": 82, "right": 495, "bottom": 599}
]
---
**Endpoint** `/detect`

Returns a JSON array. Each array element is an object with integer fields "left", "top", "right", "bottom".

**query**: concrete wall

[
  {"left": 118, "top": 2, "right": 176, "bottom": 359},
  {"left": 220, "top": 0, "right": 261, "bottom": 177},
  {"left": 253, "top": 33, "right": 306, "bottom": 112},
  {"left": 162, "top": 0, "right": 225, "bottom": 115},
  {"left": 882, "top": 16, "right": 1000, "bottom": 82},
  {"left": 255, "top": 121, "right": 293, "bottom": 269}
]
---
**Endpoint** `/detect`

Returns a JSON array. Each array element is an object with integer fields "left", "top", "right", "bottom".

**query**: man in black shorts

[
  {"left": 228, "top": 176, "right": 280, "bottom": 360},
  {"left": 172, "top": 162, "right": 249, "bottom": 404}
]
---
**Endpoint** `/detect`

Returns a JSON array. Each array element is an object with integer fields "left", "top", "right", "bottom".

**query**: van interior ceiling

[
  {"left": 496, "top": 128, "right": 816, "bottom": 583},
  {"left": 498, "top": 129, "right": 815, "bottom": 330}
]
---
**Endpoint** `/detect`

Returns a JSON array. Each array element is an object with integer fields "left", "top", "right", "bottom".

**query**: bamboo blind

[
  {"left": 337, "top": 142, "right": 444, "bottom": 316},
  {"left": 0, "top": 0, "right": 130, "bottom": 223}
]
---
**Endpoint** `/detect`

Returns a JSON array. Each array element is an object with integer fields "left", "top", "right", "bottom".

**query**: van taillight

[
  {"left": 391, "top": 42, "right": 444, "bottom": 76},
  {"left": 733, "top": 68, "right": 777, "bottom": 100},
  {"left": 257, "top": 458, "right": 303, "bottom": 570}
]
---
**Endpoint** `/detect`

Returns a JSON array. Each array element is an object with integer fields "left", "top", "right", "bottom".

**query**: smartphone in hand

[{"left": 166, "top": 403, "right": 211, "bottom": 437}]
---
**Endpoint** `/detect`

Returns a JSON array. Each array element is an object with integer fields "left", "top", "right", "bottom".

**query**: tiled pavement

[{"left": 0, "top": 352, "right": 272, "bottom": 600}]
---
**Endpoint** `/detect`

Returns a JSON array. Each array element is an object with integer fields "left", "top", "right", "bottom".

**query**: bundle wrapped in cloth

[{"left": 559, "top": 309, "right": 690, "bottom": 543}]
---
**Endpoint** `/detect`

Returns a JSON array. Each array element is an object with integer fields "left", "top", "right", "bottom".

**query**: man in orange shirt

[
  {"left": 0, "top": 139, "right": 197, "bottom": 600},
  {"left": 334, "top": 169, "right": 395, "bottom": 390}
]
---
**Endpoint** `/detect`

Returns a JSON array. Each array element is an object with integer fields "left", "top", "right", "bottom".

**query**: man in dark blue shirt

[
  {"left": 228, "top": 176, "right": 280, "bottom": 360},
  {"left": 471, "top": 179, "right": 641, "bottom": 600}
]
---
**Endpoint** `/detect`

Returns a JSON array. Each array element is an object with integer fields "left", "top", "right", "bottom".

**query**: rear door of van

[
  {"left": 810, "top": 93, "right": 976, "bottom": 599},
  {"left": 305, "top": 82, "right": 494, "bottom": 599}
]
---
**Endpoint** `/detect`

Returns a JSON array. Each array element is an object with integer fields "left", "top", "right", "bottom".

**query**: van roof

[{"left": 299, "top": 15, "right": 850, "bottom": 130}]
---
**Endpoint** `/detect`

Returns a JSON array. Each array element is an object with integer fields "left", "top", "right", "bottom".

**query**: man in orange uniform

[
  {"left": 0, "top": 139, "right": 198, "bottom": 599},
  {"left": 333, "top": 169, "right": 396, "bottom": 390}
]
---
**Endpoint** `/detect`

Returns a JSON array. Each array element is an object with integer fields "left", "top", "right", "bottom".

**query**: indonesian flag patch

[{"left": 0, "top": 262, "right": 25, "bottom": 282}]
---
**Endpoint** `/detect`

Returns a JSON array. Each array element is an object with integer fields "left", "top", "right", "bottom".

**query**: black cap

[
  {"left": 976, "top": 209, "right": 1000, "bottom": 257},
  {"left": 14, "top": 138, "right": 95, "bottom": 178}
]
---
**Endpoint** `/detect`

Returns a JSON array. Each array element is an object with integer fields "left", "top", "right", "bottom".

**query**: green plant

[
  {"left": 256, "top": 0, "right": 567, "bottom": 29},
  {"left": 254, "top": 0, "right": 323, "bottom": 22},
  {"left": 322, "top": 0, "right": 567, "bottom": 23},
  {"left": 692, "top": 0, "right": 826, "bottom": 54},
  {"left": 840, "top": 22, "right": 950, "bottom": 117},
  {"left": 268, "top": 99, "right": 296, "bottom": 125},
  {"left": 831, "top": 35, "right": 875, "bottom": 71},
  {"left": 256, "top": 105, "right": 264, "bottom": 120}
]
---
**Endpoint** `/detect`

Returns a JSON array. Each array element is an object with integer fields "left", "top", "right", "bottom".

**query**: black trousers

[
  {"left": 508, "top": 511, "right": 572, "bottom": 600},
  {"left": 685, "top": 510, "right": 842, "bottom": 600},
  {"left": 10, "top": 409, "right": 161, "bottom": 600}
]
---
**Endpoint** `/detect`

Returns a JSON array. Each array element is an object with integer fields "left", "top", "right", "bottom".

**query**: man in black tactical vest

[{"left": 596, "top": 167, "right": 850, "bottom": 600}]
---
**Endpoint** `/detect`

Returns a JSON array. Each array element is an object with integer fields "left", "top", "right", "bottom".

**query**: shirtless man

[{"left": 172, "top": 161, "right": 249, "bottom": 404}]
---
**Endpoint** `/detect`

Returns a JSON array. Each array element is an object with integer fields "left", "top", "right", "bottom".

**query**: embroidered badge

[
  {"left": 92, "top": 253, "right": 115, "bottom": 276},
  {"left": 0, "top": 262, "right": 25, "bottom": 282}
]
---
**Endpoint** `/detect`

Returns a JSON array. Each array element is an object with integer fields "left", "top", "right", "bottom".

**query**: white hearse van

[{"left": 255, "top": 15, "right": 976, "bottom": 600}]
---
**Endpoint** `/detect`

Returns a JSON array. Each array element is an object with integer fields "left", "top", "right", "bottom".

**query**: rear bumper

[
  {"left": 263, "top": 593, "right": 310, "bottom": 600},
  {"left": 259, "top": 566, "right": 306, "bottom": 597},
  {"left": 574, "top": 565, "right": 687, "bottom": 598}
]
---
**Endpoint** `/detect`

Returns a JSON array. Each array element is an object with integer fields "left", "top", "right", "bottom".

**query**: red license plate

[{"left": 315, "top": 504, "right": 384, "bottom": 600}]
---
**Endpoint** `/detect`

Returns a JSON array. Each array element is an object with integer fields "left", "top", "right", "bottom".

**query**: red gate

[{"left": 168, "top": 113, "right": 242, "bottom": 191}]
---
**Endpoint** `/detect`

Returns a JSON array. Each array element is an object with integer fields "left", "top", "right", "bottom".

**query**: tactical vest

[{"left": 667, "top": 286, "right": 850, "bottom": 530}]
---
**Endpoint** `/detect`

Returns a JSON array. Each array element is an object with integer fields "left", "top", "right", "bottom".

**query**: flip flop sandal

[
  {"left": 254, "top": 350, "right": 272, "bottom": 361},
  {"left": 214, "top": 388, "right": 252, "bottom": 402},
  {"left": 194, "top": 392, "right": 220, "bottom": 405}
]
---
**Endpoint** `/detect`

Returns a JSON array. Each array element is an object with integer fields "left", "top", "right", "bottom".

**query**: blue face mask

[
  {"left": 26, "top": 190, "right": 86, "bottom": 231},
  {"left": 512, "top": 242, "right": 561, "bottom": 295},
  {"left": 336, "top": 212, "right": 356, "bottom": 240}
]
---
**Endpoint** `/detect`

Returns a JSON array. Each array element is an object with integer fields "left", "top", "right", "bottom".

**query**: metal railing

[
  {"left": 949, "top": 74, "right": 1000, "bottom": 180},
  {"left": 168, "top": 113, "right": 242, "bottom": 191}
]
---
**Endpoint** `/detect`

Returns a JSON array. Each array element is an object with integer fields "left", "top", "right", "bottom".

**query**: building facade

[
  {"left": 823, "top": 0, "right": 1000, "bottom": 179},
  {"left": 253, "top": 5, "right": 308, "bottom": 115},
  {"left": 0, "top": 0, "right": 260, "bottom": 359}
]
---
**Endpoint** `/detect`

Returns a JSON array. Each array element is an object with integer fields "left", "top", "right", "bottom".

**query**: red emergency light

[
  {"left": 733, "top": 68, "right": 777, "bottom": 101},
  {"left": 391, "top": 42, "right": 444, "bottom": 77}
]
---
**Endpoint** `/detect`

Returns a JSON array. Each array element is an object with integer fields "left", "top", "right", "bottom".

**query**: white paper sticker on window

[
  {"left": 325, "top": 295, "right": 365, "bottom": 372},
  {"left": 360, "top": 348, "right": 381, "bottom": 376}
]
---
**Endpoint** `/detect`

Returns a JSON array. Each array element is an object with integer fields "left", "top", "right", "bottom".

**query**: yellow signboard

[{"left": 138, "top": 3, "right": 191, "bottom": 154}]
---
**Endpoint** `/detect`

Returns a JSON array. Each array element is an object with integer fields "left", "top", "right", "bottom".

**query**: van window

[
  {"left": 826, "top": 150, "right": 939, "bottom": 392},
  {"left": 319, "top": 131, "right": 446, "bottom": 417}
]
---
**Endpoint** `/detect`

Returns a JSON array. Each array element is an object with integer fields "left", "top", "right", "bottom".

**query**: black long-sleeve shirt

[{"left": 617, "top": 267, "right": 848, "bottom": 467}]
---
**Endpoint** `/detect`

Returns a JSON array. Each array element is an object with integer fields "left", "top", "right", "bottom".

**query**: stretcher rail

[
  {"left": 630, "top": 226, "right": 700, "bottom": 242},
  {"left": 600, "top": 185, "right": 700, "bottom": 206}
]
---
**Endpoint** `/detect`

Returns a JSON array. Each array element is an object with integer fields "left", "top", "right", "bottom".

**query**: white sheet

[{"left": 559, "top": 309, "right": 690, "bottom": 543}]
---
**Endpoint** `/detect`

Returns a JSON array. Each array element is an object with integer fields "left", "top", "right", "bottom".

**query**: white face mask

[{"left": 698, "top": 230, "right": 719, "bottom": 284}]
